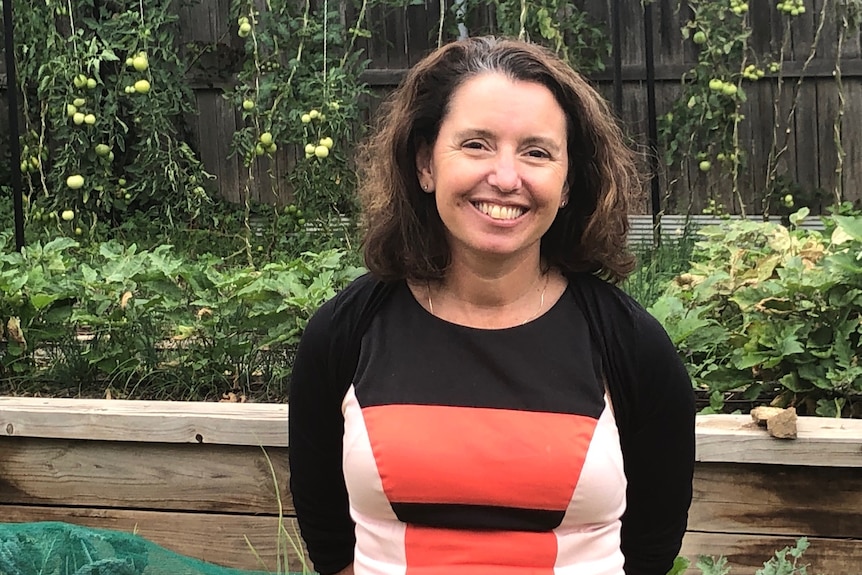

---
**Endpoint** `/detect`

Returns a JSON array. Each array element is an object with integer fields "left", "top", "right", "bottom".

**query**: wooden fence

[
  {"left": 1, "top": 0, "right": 861, "bottom": 215},
  {"left": 1, "top": 397, "right": 862, "bottom": 574}
]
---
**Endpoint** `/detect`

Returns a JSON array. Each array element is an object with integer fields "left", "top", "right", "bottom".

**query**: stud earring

[{"left": 560, "top": 199, "right": 568, "bottom": 208}]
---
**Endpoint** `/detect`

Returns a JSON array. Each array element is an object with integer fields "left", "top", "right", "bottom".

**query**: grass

[{"left": 623, "top": 233, "right": 697, "bottom": 309}]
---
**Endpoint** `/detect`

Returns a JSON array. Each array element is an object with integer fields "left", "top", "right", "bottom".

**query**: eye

[
  {"left": 463, "top": 140, "right": 487, "bottom": 150},
  {"left": 526, "top": 148, "right": 550, "bottom": 159}
]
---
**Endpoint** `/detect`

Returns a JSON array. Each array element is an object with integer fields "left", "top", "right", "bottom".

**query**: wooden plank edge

[
  {"left": 696, "top": 414, "right": 862, "bottom": 467},
  {"left": 0, "top": 397, "right": 288, "bottom": 446},
  {"left": 4, "top": 399, "right": 862, "bottom": 464}
]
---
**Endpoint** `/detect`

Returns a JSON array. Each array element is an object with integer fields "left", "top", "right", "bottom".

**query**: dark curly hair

[{"left": 357, "top": 36, "right": 641, "bottom": 284}]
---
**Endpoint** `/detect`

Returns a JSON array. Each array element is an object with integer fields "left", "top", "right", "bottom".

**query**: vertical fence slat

[
  {"left": 816, "top": 76, "right": 840, "bottom": 202},
  {"left": 840, "top": 80, "right": 862, "bottom": 206},
  {"left": 793, "top": 80, "right": 820, "bottom": 207}
]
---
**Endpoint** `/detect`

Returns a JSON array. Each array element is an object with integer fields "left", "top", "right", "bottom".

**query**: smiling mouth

[{"left": 472, "top": 202, "right": 527, "bottom": 221}]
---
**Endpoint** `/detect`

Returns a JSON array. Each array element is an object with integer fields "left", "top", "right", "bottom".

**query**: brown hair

[{"left": 357, "top": 36, "right": 640, "bottom": 284}]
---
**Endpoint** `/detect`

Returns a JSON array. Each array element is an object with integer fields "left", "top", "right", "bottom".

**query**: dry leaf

[
  {"left": 120, "top": 291, "right": 133, "bottom": 309},
  {"left": 6, "top": 317, "right": 26, "bottom": 349},
  {"left": 219, "top": 391, "right": 247, "bottom": 403},
  {"left": 105, "top": 387, "right": 113, "bottom": 400},
  {"left": 196, "top": 307, "right": 213, "bottom": 319}
]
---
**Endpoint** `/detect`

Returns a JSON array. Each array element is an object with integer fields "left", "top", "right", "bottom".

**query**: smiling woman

[{"left": 289, "top": 36, "right": 694, "bottom": 575}]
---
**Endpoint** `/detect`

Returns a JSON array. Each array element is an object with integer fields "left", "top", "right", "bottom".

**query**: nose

[{"left": 487, "top": 151, "right": 522, "bottom": 192}]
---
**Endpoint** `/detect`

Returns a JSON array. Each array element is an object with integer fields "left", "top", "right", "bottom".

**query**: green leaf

[
  {"left": 666, "top": 556, "right": 691, "bottom": 575},
  {"left": 696, "top": 555, "right": 731, "bottom": 575},
  {"left": 788, "top": 207, "right": 810, "bottom": 227},
  {"left": 29, "top": 293, "right": 59, "bottom": 311}
]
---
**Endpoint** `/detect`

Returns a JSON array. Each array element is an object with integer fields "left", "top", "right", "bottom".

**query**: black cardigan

[{"left": 289, "top": 272, "right": 695, "bottom": 575}]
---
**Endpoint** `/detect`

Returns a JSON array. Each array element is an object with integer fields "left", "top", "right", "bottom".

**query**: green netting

[{"left": 0, "top": 522, "right": 306, "bottom": 575}]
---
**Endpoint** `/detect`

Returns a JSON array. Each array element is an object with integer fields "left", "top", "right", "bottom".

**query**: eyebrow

[{"left": 454, "top": 129, "right": 563, "bottom": 154}]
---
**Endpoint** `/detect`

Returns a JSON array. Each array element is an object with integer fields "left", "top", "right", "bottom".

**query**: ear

[
  {"left": 415, "top": 140, "right": 434, "bottom": 191},
  {"left": 560, "top": 182, "right": 570, "bottom": 208}
]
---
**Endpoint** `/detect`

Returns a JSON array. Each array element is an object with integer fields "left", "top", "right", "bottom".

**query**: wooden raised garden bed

[{"left": 1, "top": 398, "right": 860, "bottom": 573}]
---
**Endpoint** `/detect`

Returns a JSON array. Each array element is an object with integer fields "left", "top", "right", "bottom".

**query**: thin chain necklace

[{"left": 427, "top": 273, "right": 550, "bottom": 326}]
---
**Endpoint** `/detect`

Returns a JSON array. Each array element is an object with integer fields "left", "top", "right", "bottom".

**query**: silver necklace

[{"left": 427, "top": 273, "right": 550, "bottom": 326}]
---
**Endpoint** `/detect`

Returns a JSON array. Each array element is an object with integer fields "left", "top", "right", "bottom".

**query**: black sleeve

[
  {"left": 619, "top": 308, "right": 695, "bottom": 575},
  {"left": 288, "top": 298, "right": 355, "bottom": 575}
]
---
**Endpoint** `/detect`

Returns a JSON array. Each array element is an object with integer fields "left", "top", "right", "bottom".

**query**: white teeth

[{"left": 474, "top": 202, "right": 525, "bottom": 220}]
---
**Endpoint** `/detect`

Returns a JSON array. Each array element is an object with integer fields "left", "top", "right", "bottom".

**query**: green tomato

[
  {"left": 692, "top": 31, "right": 707, "bottom": 45},
  {"left": 699, "top": 160, "right": 712, "bottom": 172},
  {"left": 132, "top": 54, "right": 149, "bottom": 72},
  {"left": 66, "top": 174, "right": 85, "bottom": 189}
]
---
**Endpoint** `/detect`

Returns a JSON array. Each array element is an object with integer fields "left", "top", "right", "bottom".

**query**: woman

[{"left": 289, "top": 36, "right": 694, "bottom": 575}]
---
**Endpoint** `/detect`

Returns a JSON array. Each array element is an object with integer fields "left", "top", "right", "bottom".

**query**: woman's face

[{"left": 416, "top": 72, "right": 569, "bottom": 265}]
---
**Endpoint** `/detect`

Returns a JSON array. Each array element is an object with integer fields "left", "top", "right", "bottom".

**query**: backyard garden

[{"left": 1, "top": 0, "right": 862, "bottom": 573}]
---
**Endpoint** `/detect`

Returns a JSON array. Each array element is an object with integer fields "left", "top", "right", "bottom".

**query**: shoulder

[
  {"left": 309, "top": 272, "right": 390, "bottom": 326},
  {"left": 566, "top": 272, "right": 661, "bottom": 336},
  {"left": 303, "top": 272, "right": 398, "bottom": 355},
  {"left": 565, "top": 272, "right": 687, "bottom": 414}
]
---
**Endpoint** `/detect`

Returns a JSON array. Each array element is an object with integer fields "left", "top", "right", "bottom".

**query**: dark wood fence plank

[
  {"left": 793, "top": 80, "right": 820, "bottom": 207},
  {"left": 841, "top": 79, "right": 862, "bottom": 206},
  {"left": 817, "top": 76, "right": 841, "bottom": 202}
]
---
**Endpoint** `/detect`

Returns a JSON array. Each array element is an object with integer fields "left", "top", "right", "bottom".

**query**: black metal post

[
  {"left": 642, "top": 0, "right": 661, "bottom": 233},
  {"left": 2, "top": 0, "right": 25, "bottom": 251},
  {"left": 611, "top": 0, "right": 623, "bottom": 113}
]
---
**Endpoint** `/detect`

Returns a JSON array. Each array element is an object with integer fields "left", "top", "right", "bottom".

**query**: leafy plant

[
  {"left": 11, "top": 0, "right": 213, "bottom": 233},
  {"left": 659, "top": 0, "right": 841, "bottom": 217},
  {"left": 650, "top": 211, "right": 862, "bottom": 416},
  {"left": 0, "top": 235, "right": 363, "bottom": 401},
  {"left": 685, "top": 538, "right": 812, "bottom": 575}
]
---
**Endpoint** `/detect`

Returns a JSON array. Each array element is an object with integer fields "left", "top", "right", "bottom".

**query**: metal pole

[
  {"left": 642, "top": 0, "right": 661, "bottom": 233},
  {"left": 611, "top": 0, "right": 623, "bottom": 113},
  {"left": 2, "top": 0, "right": 25, "bottom": 251}
]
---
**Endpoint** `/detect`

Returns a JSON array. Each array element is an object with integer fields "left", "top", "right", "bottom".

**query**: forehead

[{"left": 441, "top": 73, "right": 567, "bottom": 132}]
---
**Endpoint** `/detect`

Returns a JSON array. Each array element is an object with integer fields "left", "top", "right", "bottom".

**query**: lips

[{"left": 472, "top": 201, "right": 527, "bottom": 221}]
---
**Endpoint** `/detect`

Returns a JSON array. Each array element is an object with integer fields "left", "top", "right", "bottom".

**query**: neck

[{"left": 440, "top": 253, "right": 545, "bottom": 309}]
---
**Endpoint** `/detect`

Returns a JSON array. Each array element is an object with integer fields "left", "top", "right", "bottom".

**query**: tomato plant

[{"left": 11, "top": 0, "right": 212, "bottom": 235}]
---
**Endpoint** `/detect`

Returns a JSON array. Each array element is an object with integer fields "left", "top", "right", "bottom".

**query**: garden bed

[{"left": 1, "top": 398, "right": 861, "bottom": 573}]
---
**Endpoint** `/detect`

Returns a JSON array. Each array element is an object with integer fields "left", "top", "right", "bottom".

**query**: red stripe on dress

[
  {"left": 361, "top": 404, "right": 598, "bottom": 510},
  {"left": 404, "top": 525, "right": 557, "bottom": 573}
]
